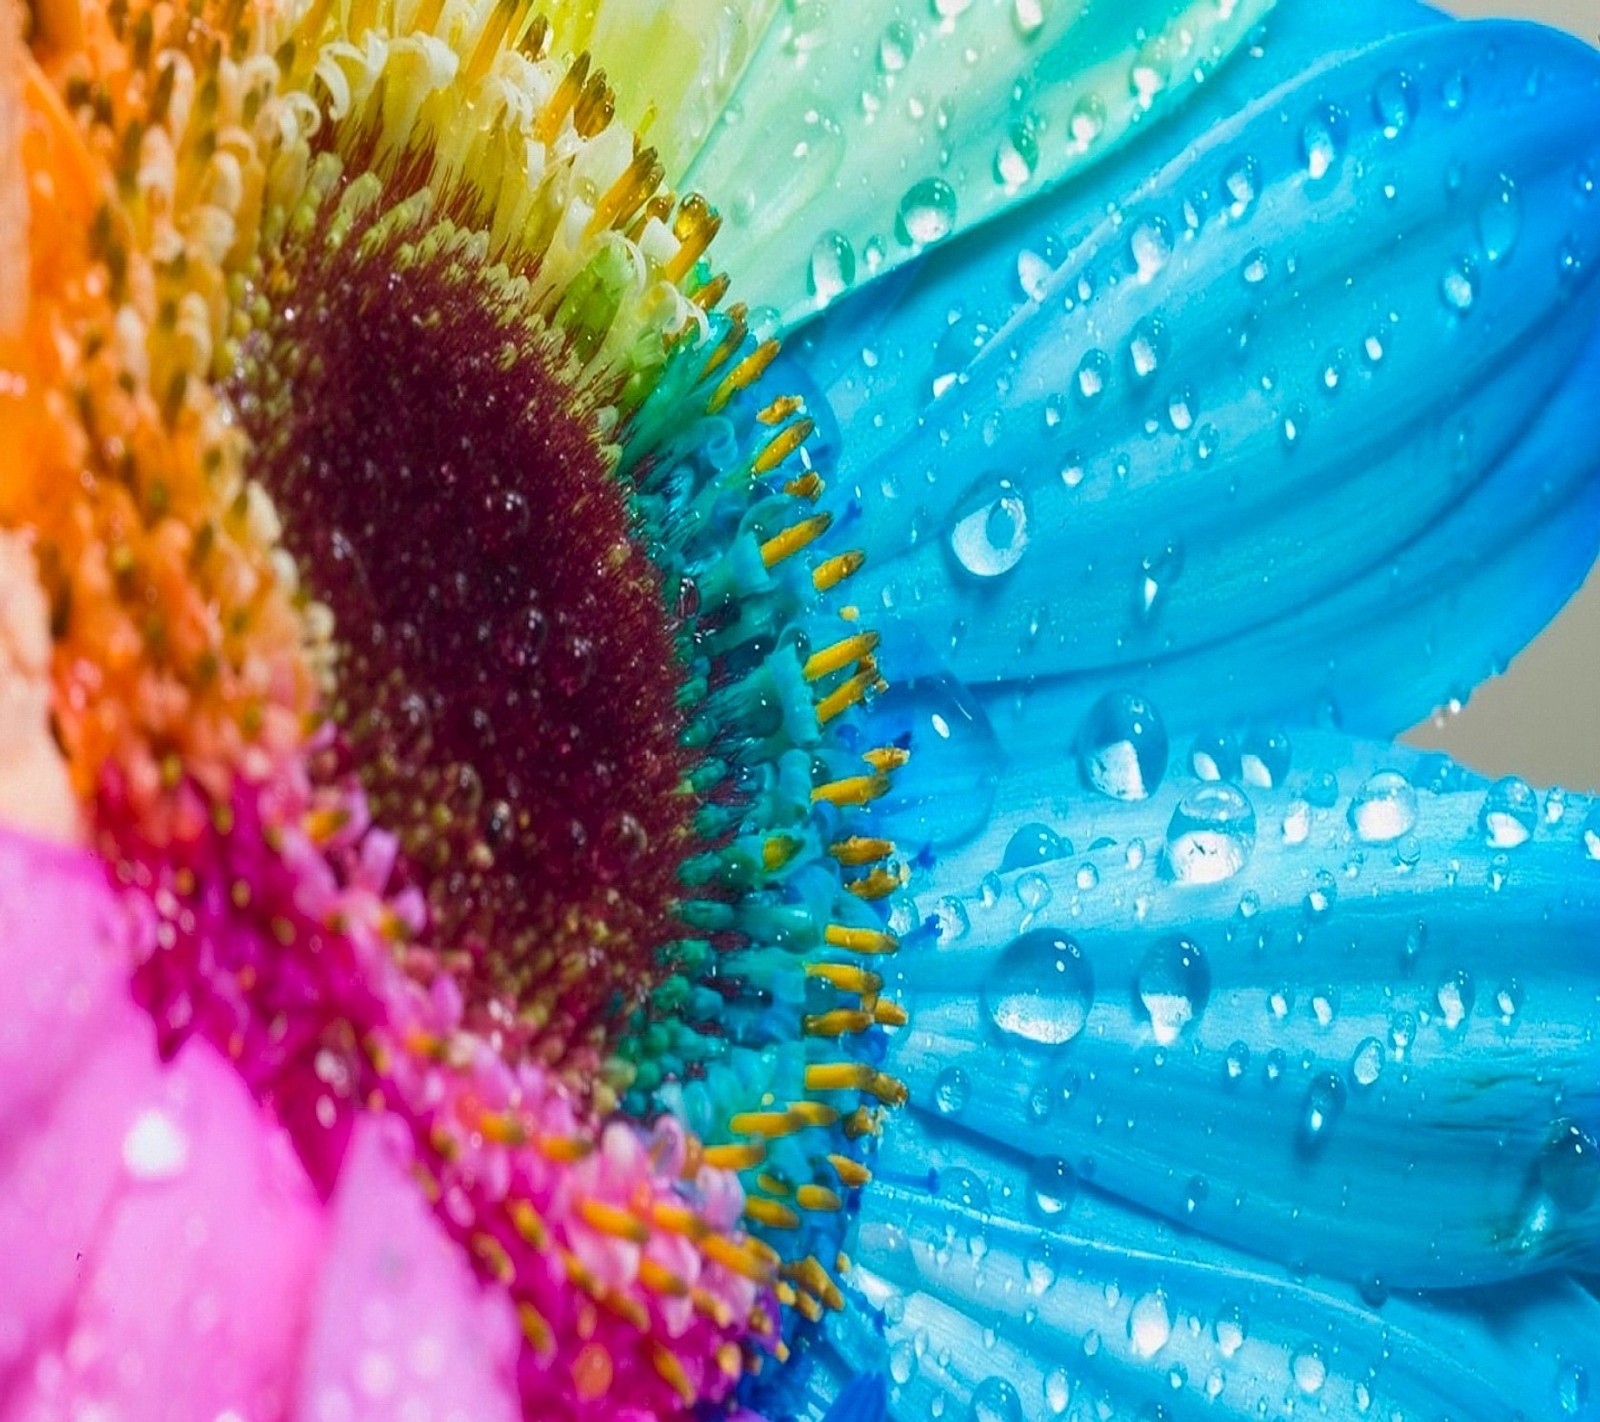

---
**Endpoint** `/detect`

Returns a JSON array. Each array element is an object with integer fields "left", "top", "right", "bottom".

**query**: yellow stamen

[
  {"left": 823, "top": 923, "right": 899, "bottom": 955},
  {"left": 760, "top": 512, "right": 832, "bottom": 569},
  {"left": 829, "top": 836, "right": 895, "bottom": 867},
  {"left": 709, "top": 338, "right": 781, "bottom": 414},
  {"left": 811, "top": 773, "right": 888, "bottom": 808},
  {"left": 803, "top": 632, "right": 880, "bottom": 682},
  {"left": 812, "top": 550, "right": 865, "bottom": 592},
  {"left": 578, "top": 1198, "right": 650, "bottom": 1244},
  {"left": 795, "top": 1184, "right": 843, "bottom": 1213},
  {"left": 752, "top": 418, "right": 814, "bottom": 474},
  {"left": 744, "top": 1197, "right": 801, "bottom": 1230}
]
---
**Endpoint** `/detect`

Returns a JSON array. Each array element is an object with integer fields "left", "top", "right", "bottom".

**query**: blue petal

[
  {"left": 783, "top": 5, "right": 1600, "bottom": 743},
  {"left": 867, "top": 731, "right": 1600, "bottom": 1291},
  {"left": 794, "top": 1111, "right": 1600, "bottom": 1422}
]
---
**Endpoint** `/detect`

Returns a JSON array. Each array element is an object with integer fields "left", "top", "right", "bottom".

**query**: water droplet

[
  {"left": 985, "top": 931, "right": 1095, "bottom": 1048},
  {"left": 1077, "top": 692, "right": 1168, "bottom": 801},
  {"left": 1213, "top": 1306, "right": 1247, "bottom": 1358},
  {"left": 1441, "top": 256, "right": 1478, "bottom": 313},
  {"left": 936, "top": 896, "right": 971, "bottom": 941},
  {"left": 1478, "top": 174, "right": 1522, "bottom": 264},
  {"left": 1225, "top": 1040, "right": 1251, "bottom": 1082},
  {"left": 1127, "top": 317, "right": 1164, "bottom": 380},
  {"left": 1043, "top": 1368, "right": 1071, "bottom": 1415},
  {"left": 1239, "top": 729, "right": 1291, "bottom": 788},
  {"left": 1069, "top": 93, "right": 1107, "bottom": 150},
  {"left": 807, "top": 231, "right": 856, "bottom": 304},
  {"left": 1292, "top": 1346, "right": 1328, "bottom": 1395},
  {"left": 1301, "top": 105, "right": 1345, "bottom": 182},
  {"left": 1165, "top": 784, "right": 1257, "bottom": 884},
  {"left": 888, "top": 1340, "right": 917, "bottom": 1386},
  {"left": 122, "top": 1109, "right": 190, "bottom": 1182},
  {"left": 1348, "top": 770, "right": 1419, "bottom": 843},
  {"left": 1002, "top": 824, "right": 1069, "bottom": 871},
  {"left": 1282, "top": 799, "right": 1312, "bottom": 844},
  {"left": 1481, "top": 776, "right": 1538, "bottom": 848},
  {"left": 1539, "top": 1118, "right": 1600, "bottom": 1211},
  {"left": 1189, "top": 731, "right": 1240, "bottom": 782},
  {"left": 970, "top": 1377, "right": 1024, "bottom": 1422},
  {"left": 1011, "top": 0, "right": 1045, "bottom": 39},
  {"left": 1241, "top": 248, "right": 1270, "bottom": 285},
  {"left": 1028, "top": 1155, "right": 1078, "bottom": 1220},
  {"left": 897, "top": 177, "right": 958, "bottom": 246},
  {"left": 948, "top": 477, "right": 1029, "bottom": 579},
  {"left": 1076, "top": 348, "right": 1111, "bottom": 402},
  {"left": 1350, "top": 1036, "right": 1384, "bottom": 1089},
  {"left": 877, "top": 19, "right": 913, "bottom": 71},
  {"left": 1136, "top": 936, "right": 1210, "bottom": 1046},
  {"left": 1436, "top": 968, "right": 1476, "bottom": 1030},
  {"left": 1184, "top": 1174, "right": 1209, "bottom": 1214},
  {"left": 1298, "top": 1072, "right": 1346, "bottom": 1153},
  {"left": 1559, "top": 1363, "right": 1592, "bottom": 1416},
  {"left": 1372, "top": 70, "right": 1418, "bottom": 138},
  {"left": 1583, "top": 804, "right": 1600, "bottom": 860},
  {"left": 1304, "top": 868, "right": 1337, "bottom": 917},
  {"left": 934, "top": 1066, "right": 971, "bottom": 1115},
  {"left": 995, "top": 121, "right": 1039, "bottom": 189},
  {"left": 1127, "top": 1292, "right": 1172, "bottom": 1358},
  {"left": 1224, "top": 157, "right": 1260, "bottom": 216},
  {"left": 1130, "top": 217, "right": 1173, "bottom": 281},
  {"left": 1134, "top": 540, "right": 1183, "bottom": 624}
]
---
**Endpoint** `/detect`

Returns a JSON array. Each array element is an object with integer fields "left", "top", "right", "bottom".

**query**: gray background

[{"left": 1405, "top": 0, "right": 1600, "bottom": 789}]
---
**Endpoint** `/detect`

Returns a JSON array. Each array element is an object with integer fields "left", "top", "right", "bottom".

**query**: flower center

[{"left": 237, "top": 195, "right": 694, "bottom": 1072}]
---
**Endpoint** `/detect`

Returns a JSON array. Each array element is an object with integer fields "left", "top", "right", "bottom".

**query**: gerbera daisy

[{"left": 0, "top": 0, "right": 1597, "bottom": 1418}]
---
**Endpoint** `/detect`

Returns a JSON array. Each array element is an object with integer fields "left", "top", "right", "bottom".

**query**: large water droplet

[
  {"left": 1130, "top": 217, "right": 1174, "bottom": 282},
  {"left": 985, "top": 930, "right": 1095, "bottom": 1047},
  {"left": 1348, "top": 770, "right": 1419, "bottom": 843},
  {"left": 1136, "top": 936, "right": 1210, "bottom": 1046},
  {"left": 1077, "top": 692, "right": 1168, "bottom": 801},
  {"left": 1292, "top": 1347, "right": 1328, "bottom": 1395},
  {"left": 1481, "top": 776, "right": 1538, "bottom": 848},
  {"left": 1165, "top": 784, "right": 1257, "bottom": 884},
  {"left": 970, "top": 1377, "right": 1024, "bottom": 1422},
  {"left": 1350, "top": 1036, "right": 1385, "bottom": 1089},
  {"left": 948, "top": 477, "right": 1029, "bottom": 579},
  {"left": 897, "top": 177, "right": 958, "bottom": 246},
  {"left": 1239, "top": 729, "right": 1292, "bottom": 789},
  {"left": 874, "top": 677, "right": 1002, "bottom": 850}
]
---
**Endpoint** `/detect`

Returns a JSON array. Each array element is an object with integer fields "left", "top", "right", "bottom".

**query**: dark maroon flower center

[{"left": 237, "top": 207, "right": 695, "bottom": 1075}]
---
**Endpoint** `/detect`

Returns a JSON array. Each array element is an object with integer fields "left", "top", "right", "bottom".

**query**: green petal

[{"left": 682, "top": 0, "right": 1276, "bottom": 327}]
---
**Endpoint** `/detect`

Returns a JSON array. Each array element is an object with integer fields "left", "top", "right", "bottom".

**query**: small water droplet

[
  {"left": 1348, "top": 770, "right": 1419, "bottom": 843},
  {"left": 1436, "top": 968, "right": 1476, "bottom": 1030},
  {"left": 1583, "top": 804, "right": 1600, "bottom": 860},
  {"left": 1077, "top": 692, "right": 1168, "bottom": 801},
  {"left": 122, "top": 1109, "right": 190, "bottom": 1182},
  {"left": 1076, "top": 348, "right": 1111, "bottom": 402},
  {"left": 1350, "top": 1036, "right": 1384, "bottom": 1089},
  {"left": 1301, "top": 105, "right": 1344, "bottom": 182},
  {"left": 1127, "top": 318, "right": 1164, "bottom": 380},
  {"left": 1224, "top": 157, "right": 1260, "bottom": 216},
  {"left": 1130, "top": 217, "right": 1174, "bottom": 281},
  {"left": 1127, "top": 1292, "right": 1172, "bottom": 1358},
  {"left": 1043, "top": 1368, "right": 1071, "bottom": 1415},
  {"left": 807, "top": 231, "right": 857, "bottom": 304},
  {"left": 1539, "top": 1118, "right": 1600, "bottom": 1212},
  {"left": 948, "top": 477, "right": 1029, "bottom": 579},
  {"left": 1481, "top": 776, "right": 1538, "bottom": 848},
  {"left": 1136, "top": 936, "right": 1210, "bottom": 1046},
  {"left": 1372, "top": 69, "right": 1418, "bottom": 138},
  {"left": 1213, "top": 1306, "right": 1247, "bottom": 1358},
  {"left": 1070, "top": 94, "right": 1107, "bottom": 149},
  {"left": 1241, "top": 248, "right": 1270, "bottom": 285},
  {"left": 1304, "top": 868, "right": 1337, "bottom": 917},
  {"left": 970, "top": 1376, "right": 1024, "bottom": 1422},
  {"left": 995, "top": 121, "right": 1039, "bottom": 189},
  {"left": 1225, "top": 1040, "right": 1251, "bottom": 1082},
  {"left": 1441, "top": 256, "right": 1478, "bottom": 313},
  {"left": 1292, "top": 1347, "right": 1328, "bottom": 1395},
  {"left": 1298, "top": 1072, "right": 1346, "bottom": 1153},
  {"left": 878, "top": 20, "right": 913, "bottom": 72},
  {"left": 897, "top": 177, "right": 958, "bottom": 246},
  {"left": 1002, "top": 823, "right": 1069, "bottom": 871},
  {"left": 934, "top": 1066, "right": 971, "bottom": 1115},
  {"left": 1165, "top": 784, "right": 1257, "bottom": 884},
  {"left": 1559, "top": 1362, "right": 1592, "bottom": 1416},
  {"left": 1479, "top": 174, "right": 1523, "bottom": 264},
  {"left": 985, "top": 931, "right": 1095, "bottom": 1048},
  {"left": 1028, "top": 1155, "right": 1078, "bottom": 1221},
  {"left": 1240, "top": 729, "right": 1291, "bottom": 789}
]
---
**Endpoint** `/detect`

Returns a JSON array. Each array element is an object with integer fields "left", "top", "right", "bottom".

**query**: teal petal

[
  {"left": 869, "top": 732, "right": 1600, "bottom": 1291},
  {"left": 781, "top": 5, "right": 1600, "bottom": 744},
  {"left": 805, "top": 1111, "right": 1600, "bottom": 1421},
  {"left": 684, "top": 0, "right": 1276, "bottom": 328}
]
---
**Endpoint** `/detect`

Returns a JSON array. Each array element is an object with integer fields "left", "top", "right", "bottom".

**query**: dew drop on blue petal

[
  {"left": 1436, "top": 968, "right": 1476, "bottom": 1030},
  {"left": 1189, "top": 731, "right": 1241, "bottom": 782},
  {"left": 1213, "top": 1306, "right": 1247, "bottom": 1358},
  {"left": 1136, "top": 936, "right": 1210, "bottom": 1046},
  {"left": 876, "top": 677, "right": 1001, "bottom": 849},
  {"left": 1480, "top": 776, "right": 1539, "bottom": 847},
  {"left": 1165, "top": 784, "right": 1257, "bottom": 884},
  {"left": 897, "top": 177, "right": 958, "bottom": 246},
  {"left": 1584, "top": 804, "right": 1600, "bottom": 860},
  {"left": 807, "top": 231, "right": 857, "bottom": 304},
  {"left": 1127, "top": 1291, "right": 1172, "bottom": 1358},
  {"left": 1130, "top": 217, "right": 1174, "bottom": 281},
  {"left": 1539, "top": 1118, "right": 1600, "bottom": 1212},
  {"left": 1241, "top": 247, "right": 1270, "bottom": 285},
  {"left": 1001, "top": 823, "right": 1069, "bottom": 871},
  {"left": 1127, "top": 317, "right": 1165, "bottom": 380},
  {"left": 1305, "top": 868, "right": 1337, "bottom": 917},
  {"left": 1292, "top": 1346, "right": 1329, "bottom": 1396},
  {"left": 1239, "top": 729, "right": 1291, "bottom": 789},
  {"left": 1027, "top": 1155, "right": 1078, "bottom": 1221},
  {"left": 1077, "top": 692, "right": 1168, "bottom": 801},
  {"left": 984, "top": 930, "right": 1095, "bottom": 1047},
  {"left": 1350, "top": 1036, "right": 1384, "bottom": 1089},
  {"left": 1076, "top": 348, "right": 1111, "bottom": 402},
  {"left": 1441, "top": 256, "right": 1478, "bottom": 313},
  {"left": 934, "top": 1065, "right": 971, "bottom": 1116},
  {"left": 1372, "top": 69, "right": 1419, "bottom": 139},
  {"left": 970, "top": 1377, "right": 1024, "bottom": 1422},
  {"left": 1559, "top": 1363, "right": 1592, "bottom": 1417},
  {"left": 1297, "top": 1072, "right": 1346, "bottom": 1154},
  {"left": 1479, "top": 173, "right": 1523, "bottom": 264},
  {"left": 1348, "top": 770, "right": 1419, "bottom": 843},
  {"left": 1224, "top": 156, "right": 1260, "bottom": 216},
  {"left": 1300, "top": 104, "right": 1344, "bottom": 182},
  {"left": 947, "top": 478, "right": 1029, "bottom": 579},
  {"left": 1043, "top": 1369, "right": 1071, "bottom": 1416}
]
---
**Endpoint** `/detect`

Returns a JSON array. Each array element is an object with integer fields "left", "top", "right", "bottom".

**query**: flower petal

[
  {"left": 868, "top": 731, "right": 1600, "bottom": 1292},
  {"left": 783, "top": 4, "right": 1600, "bottom": 744},
  {"left": 802, "top": 1110, "right": 1599, "bottom": 1422},
  {"left": 293, "top": 1120, "right": 522, "bottom": 1422},
  {"left": 682, "top": 0, "right": 1274, "bottom": 326}
]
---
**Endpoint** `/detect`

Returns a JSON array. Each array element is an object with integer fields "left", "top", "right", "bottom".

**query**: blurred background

[{"left": 1407, "top": 0, "right": 1600, "bottom": 788}]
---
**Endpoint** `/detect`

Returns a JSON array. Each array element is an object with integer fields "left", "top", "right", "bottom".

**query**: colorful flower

[{"left": 1, "top": 0, "right": 1597, "bottom": 1419}]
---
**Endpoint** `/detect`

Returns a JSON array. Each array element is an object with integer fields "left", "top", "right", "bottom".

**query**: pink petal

[{"left": 294, "top": 1120, "right": 522, "bottom": 1422}]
